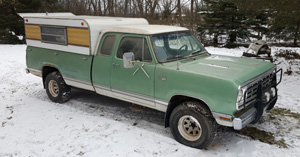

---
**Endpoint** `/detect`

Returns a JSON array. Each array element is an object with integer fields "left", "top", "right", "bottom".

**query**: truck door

[
  {"left": 110, "top": 35, "right": 155, "bottom": 107},
  {"left": 92, "top": 33, "right": 117, "bottom": 97}
]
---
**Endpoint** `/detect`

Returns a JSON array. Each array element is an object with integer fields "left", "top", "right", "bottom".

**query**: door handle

[{"left": 112, "top": 63, "right": 120, "bottom": 68}]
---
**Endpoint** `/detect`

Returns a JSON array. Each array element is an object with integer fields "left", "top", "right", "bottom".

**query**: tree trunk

[
  {"left": 190, "top": 0, "right": 194, "bottom": 31},
  {"left": 136, "top": 0, "right": 144, "bottom": 17},
  {"left": 149, "top": 0, "right": 158, "bottom": 18},
  {"left": 229, "top": 15, "right": 236, "bottom": 43},
  {"left": 229, "top": 32, "right": 236, "bottom": 43},
  {"left": 213, "top": 34, "right": 218, "bottom": 46},
  {"left": 177, "top": 0, "right": 182, "bottom": 26},
  {"left": 111, "top": 0, "right": 114, "bottom": 16},
  {"left": 294, "top": 23, "right": 299, "bottom": 46},
  {"left": 124, "top": 0, "right": 129, "bottom": 16},
  {"left": 98, "top": 0, "right": 102, "bottom": 16},
  {"left": 107, "top": 0, "right": 114, "bottom": 16},
  {"left": 103, "top": 0, "right": 107, "bottom": 16}
]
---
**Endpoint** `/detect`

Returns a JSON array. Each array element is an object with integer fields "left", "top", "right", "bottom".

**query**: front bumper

[
  {"left": 213, "top": 107, "right": 257, "bottom": 130},
  {"left": 213, "top": 92, "right": 278, "bottom": 130},
  {"left": 233, "top": 107, "right": 256, "bottom": 130}
]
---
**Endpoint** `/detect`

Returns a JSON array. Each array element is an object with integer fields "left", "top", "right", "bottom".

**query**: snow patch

[{"left": 0, "top": 45, "right": 300, "bottom": 156}]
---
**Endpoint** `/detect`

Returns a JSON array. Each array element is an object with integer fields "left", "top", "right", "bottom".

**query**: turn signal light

[{"left": 220, "top": 117, "right": 231, "bottom": 121}]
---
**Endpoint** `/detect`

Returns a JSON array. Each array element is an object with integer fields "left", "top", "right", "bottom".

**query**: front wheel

[
  {"left": 45, "top": 71, "right": 71, "bottom": 103},
  {"left": 169, "top": 101, "right": 216, "bottom": 149}
]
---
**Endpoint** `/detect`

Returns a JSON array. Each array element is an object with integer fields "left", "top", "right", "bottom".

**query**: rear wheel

[
  {"left": 45, "top": 71, "right": 71, "bottom": 103},
  {"left": 169, "top": 101, "right": 216, "bottom": 149}
]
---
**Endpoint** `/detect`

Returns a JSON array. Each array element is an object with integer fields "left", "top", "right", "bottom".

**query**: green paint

[
  {"left": 26, "top": 46, "right": 92, "bottom": 82},
  {"left": 154, "top": 53, "right": 274, "bottom": 116},
  {"left": 26, "top": 32, "right": 276, "bottom": 118}
]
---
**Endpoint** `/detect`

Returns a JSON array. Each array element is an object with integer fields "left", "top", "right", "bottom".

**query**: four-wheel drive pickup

[{"left": 23, "top": 14, "right": 282, "bottom": 149}]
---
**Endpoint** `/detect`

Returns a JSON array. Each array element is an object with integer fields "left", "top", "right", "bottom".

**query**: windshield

[{"left": 151, "top": 31, "right": 207, "bottom": 62}]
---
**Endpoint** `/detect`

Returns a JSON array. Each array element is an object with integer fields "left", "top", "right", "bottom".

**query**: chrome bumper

[
  {"left": 213, "top": 107, "right": 256, "bottom": 130},
  {"left": 25, "top": 68, "right": 42, "bottom": 77},
  {"left": 25, "top": 68, "right": 30, "bottom": 74},
  {"left": 233, "top": 107, "right": 257, "bottom": 130}
]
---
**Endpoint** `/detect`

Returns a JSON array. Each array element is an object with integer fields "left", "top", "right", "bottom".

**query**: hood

[{"left": 165, "top": 54, "right": 275, "bottom": 84}]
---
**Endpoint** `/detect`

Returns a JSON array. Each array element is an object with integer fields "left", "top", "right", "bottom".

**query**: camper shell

[{"left": 22, "top": 13, "right": 148, "bottom": 55}]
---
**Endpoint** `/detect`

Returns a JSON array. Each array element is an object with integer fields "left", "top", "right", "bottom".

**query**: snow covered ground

[{"left": 0, "top": 45, "right": 299, "bottom": 156}]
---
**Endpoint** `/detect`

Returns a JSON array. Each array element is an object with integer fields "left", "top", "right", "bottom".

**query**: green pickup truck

[{"left": 23, "top": 14, "right": 282, "bottom": 149}]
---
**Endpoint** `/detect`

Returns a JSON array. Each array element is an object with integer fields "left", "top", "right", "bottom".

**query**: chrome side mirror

[{"left": 123, "top": 52, "right": 135, "bottom": 68}]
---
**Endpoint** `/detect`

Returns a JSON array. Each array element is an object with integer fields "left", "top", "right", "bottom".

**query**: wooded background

[{"left": 1, "top": 0, "right": 299, "bottom": 47}]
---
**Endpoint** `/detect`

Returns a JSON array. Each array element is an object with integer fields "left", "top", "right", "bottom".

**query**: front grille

[
  {"left": 262, "top": 73, "right": 274, "bottom": 89},
  {"left": 243, "top": 71, "right": 275, "bottom": 107},
  {"left": 245, "top": 83, "right": 258, "bottom": 107}
]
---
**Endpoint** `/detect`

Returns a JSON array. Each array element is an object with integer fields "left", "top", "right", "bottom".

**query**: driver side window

[{"left": 117, "top": 37, "right": 152, "bottom": 62}]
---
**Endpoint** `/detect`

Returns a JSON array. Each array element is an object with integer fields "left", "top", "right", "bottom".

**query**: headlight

[
  {"left": 270, "top": 87, "right": 276, "bottom": 97},
  {"left": 236, "top": 86, "right": 247, "bottom": 110},
  {"left": 262, "top": 87, "right": 276, "bottom": 103},
  {"left": 263, "top": 92, "right": 271, "bottom": 103}
]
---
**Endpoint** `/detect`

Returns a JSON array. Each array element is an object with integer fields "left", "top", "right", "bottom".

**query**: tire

[
  {"left": 45, "top": 71, "right": 71, "bottom": 103},
  {"left": 266, "top": 97, "right": 277, "bottom": 110},
  {"left": 169, "top": 101, "right": 216, "bottom": 149}
]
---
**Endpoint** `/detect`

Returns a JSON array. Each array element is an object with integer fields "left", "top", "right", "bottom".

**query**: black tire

[
  {"left": 266, "top": 97, "right": 277, "bottom": 110},
  {"left": 45, "top": 71, "right": 71, "bottom": 103},
  {"left": 169, "top": 101, "right": 216, "bottom": 149}
]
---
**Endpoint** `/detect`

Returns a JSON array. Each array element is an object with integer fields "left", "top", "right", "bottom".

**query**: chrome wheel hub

[{"left": 178, "top": 115, "right": 202, "bottom": 141}]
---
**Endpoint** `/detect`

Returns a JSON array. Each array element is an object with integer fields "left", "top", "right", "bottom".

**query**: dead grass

[
  {"left": 274, "top": 49, "right": 300, "bottom": 75},
  {"left": 267, "top": 107, "right": 300, "bottom": 119},
  {"left": 237, "top": 127, "right": 288, "bottom": 148},
  {"left": 275, "top": 49, "right": 300, "bottom": 60},
  {"left": 236, "top": 108, "right": 300, "bottom": 148}
]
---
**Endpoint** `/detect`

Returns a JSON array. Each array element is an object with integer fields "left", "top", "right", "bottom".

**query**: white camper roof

[
  {"left": 102, "top": 25, "right": 189, "bottom": 35},
  {"left": 18, "top": 12, "right": 75, "bottom": 18},
  {"left": 22, "top": 14, "right": 149, "bottom": 55}
]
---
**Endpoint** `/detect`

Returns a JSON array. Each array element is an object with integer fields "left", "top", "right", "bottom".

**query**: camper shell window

[{"left": 40, "top": 26, "right": 67, "bottom": 45}]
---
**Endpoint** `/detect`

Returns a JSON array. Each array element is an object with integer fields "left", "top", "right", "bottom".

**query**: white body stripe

[
  {"left": 94, "top": 84, "right": 168, "bottom": 112},
  {"left": 27, "top": 39, "right": 90, "bottom": 55},
  {"left": 63, "top": 76, "right": 94, "bottom": 91}
]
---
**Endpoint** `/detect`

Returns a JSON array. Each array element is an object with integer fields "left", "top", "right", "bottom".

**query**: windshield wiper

[
  {"left": 167, "top": 54, "right": 185, "bottom": 60},
  {"left": 188, "top": 49, "right": 205, "bottom": 56}
]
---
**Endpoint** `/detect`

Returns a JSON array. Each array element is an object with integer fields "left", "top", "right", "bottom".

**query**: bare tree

[{"left": 57, "top": 0, "right": 201, "bottom": 33}]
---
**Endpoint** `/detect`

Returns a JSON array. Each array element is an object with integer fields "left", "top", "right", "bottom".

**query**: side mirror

[{"left": 123, "top": 52, "right": 135, "bottom": 68}]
